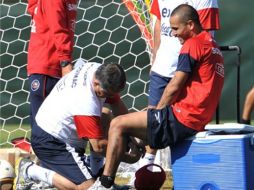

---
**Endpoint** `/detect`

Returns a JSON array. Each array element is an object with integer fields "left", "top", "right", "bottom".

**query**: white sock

[
  {"left": 26, "top": 164, "right": 55, "bottom": 186},
  {"left": 90, "top": 151, "right": 104, "bottom": 176},
  {"left": 139, "top": 153, "right": 156, "bottom": 168},
  {"left": 154, "top": 151, "right": 161, "bottom": 165}
]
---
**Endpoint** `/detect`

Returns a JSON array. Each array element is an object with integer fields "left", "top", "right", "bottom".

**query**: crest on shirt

[{"left": 31, "top": 79, "right": 40, "bottom": 91}]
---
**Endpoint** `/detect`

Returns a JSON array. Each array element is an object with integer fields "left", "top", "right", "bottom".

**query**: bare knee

[{"left": 109, "top": 116, "right": 125, "bottom": 136}]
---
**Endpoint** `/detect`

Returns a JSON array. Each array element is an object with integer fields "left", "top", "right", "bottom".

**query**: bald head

[{"left": 171, "top": 4, "right": 202, "bottom": 28}]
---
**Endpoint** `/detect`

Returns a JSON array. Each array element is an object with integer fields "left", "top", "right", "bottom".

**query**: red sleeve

[
  {"left": 105, "top": 94, "right": 120, "bottom": 104},
  {"left": 150, "top": 0, "right": 161, "bottom": 20},
  {"left": 44, "top": 0, "right": 76, "bottom": 62},
  {"left": 27, "top": 0, "right": 38, "bottom": 16},
  {"left": 198, "top": 8, "right": 220, "bottom": 30},
  {"left": 74, "top": 115, "right": 103, "bottom": 139}
]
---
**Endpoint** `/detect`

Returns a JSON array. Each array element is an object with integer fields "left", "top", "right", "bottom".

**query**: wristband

[{"left": 60, "top": 60, "right": 71, "bottom": 67}]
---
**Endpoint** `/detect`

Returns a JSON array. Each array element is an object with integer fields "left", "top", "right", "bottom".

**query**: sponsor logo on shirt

[
  {"left": 160, "top": 7, "right": 171, "bottom": 36},
  {"left": 82, "top": 63, "right": 94, "bottom": 87},
  {"left": 161, "top": 23, "right": 172, "bottom": 37},
  {"left": 71, "top": 65, "right": 83, "bottom": 88},
  {"left": 212, "top": 47, "right": 223, "bottom": 57},
  {"left": 216, "top": 63, "right": 224, "bottom": 78}
]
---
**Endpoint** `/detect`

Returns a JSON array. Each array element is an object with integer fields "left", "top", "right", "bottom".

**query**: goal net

[{"left": 0, "top": 0, "right": 171, "bottom": 178}]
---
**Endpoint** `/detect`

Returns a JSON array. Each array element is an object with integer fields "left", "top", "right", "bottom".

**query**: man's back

[{"left": 35, "top": 62, "right": 102, "bottom": 146}]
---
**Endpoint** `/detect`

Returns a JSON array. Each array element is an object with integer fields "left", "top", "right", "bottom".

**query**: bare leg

[
  {"left": 103, "top": 111, "right": 148, "bottom": 177},
  {"left": 52, "top": 173, "right": 95, "bottom": 190},
  {"left": 25, "top": 163, "right": 95, "bottom": 190},
  {"left": 141, "top": 105, "right": 157, "bottom": 167}
]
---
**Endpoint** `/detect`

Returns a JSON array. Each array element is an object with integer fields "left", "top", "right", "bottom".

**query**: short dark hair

[
  {"left": 171, "top": 4, "right": 201, "bottom": 27},
  {"left": 95, "top": 62, "right": 126, "bottom": 93}
]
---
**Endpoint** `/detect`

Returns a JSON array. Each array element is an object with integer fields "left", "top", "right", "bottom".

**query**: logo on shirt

[
  {"left": 175, "top": 108, "right": 181, "bottom": 113},
  {"left": 161, "top": 23, "right": 172, "bottom": 37},
  {"left": 31, "top": 79, "right": 40, "bottom": 91},
  {"left": 67, "top": 4, "right": 77, "bottom": 11},
  {"left": 212, "top": 47, "right": 223, "bottom": 57},
  {"left": 216, "top": 63, "right": 224, "bottom": 78}
]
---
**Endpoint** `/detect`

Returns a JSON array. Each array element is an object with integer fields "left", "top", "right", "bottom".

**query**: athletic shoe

[
  {"left": 88, "top": 178, "right": 131, "bottom": 190},
  {"left": 127, "top": 173, "right": 135, "bottom": 188},
  {"left": 13, "top": 157, "right": 34, "bottom": 190},
  {"left": 29, "top": 181, "right": 55, "bottom": 190},
  {"left": 87, "top": 178, "right": 113, "bottom": 190}
]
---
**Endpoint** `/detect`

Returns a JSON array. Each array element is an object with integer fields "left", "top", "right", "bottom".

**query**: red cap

[{"left": 134, "top": 164, "right": 166, "bottom": 190}]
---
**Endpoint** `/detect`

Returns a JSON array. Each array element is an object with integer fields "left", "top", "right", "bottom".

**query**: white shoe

[
  {"left": 88, "top": 178, "right": 131, "bottom": 190},
  {"left": 127, "top": 173, "right": 135, "bottom": 188},
  {"left": 88, "top": 178, "right": 113, "bottom": 190},
  {"left": 29, "top": 181, "right": 55, "bottom": 189},
  {"left": 13, "top": 158, "right": 34, "bottom": 190}
]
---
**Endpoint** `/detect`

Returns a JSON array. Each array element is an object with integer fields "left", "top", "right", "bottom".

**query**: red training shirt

[
  {"left": 27, "top": 0, "right": 77, "bottom": 78},
  {"left": 172, "top": 31, "right": 224, "bottom": 131}
]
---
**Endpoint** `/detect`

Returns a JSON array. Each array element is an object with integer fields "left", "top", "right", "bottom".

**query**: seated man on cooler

[
  {"left": 88, "top": 4, "right": 224, "bottom": 189},
  {"left": 14, "top": 61, "right": 141, "bottom": 190}
]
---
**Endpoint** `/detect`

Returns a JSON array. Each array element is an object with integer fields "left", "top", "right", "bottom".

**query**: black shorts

[{"left": 147, "top": 106, "right": 197, "bottom": 149}]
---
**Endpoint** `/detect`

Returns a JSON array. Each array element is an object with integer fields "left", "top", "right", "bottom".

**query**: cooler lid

[{"left": 205, "top": 123, "right": 254, "bottom": 133}]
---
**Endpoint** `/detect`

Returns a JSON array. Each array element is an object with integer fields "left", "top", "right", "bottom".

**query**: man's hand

[
  {"left": 61, "top": 64, "right": 73, "bottom": 76},
  {"left": 128, "top": 137, "right": 146, "bottom": 158}
]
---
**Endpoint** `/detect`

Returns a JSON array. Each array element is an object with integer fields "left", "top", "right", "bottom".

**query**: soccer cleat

[
  {"left": 126, "top": 173, "right": 135, "bottom": 188},
  {"left": 29, "top": 181, "right": 55, "bottom": 190},
  {"left": 87, "top": 178, "right": 113, "bottom": 190},
  {"left": 13, "top": 157, "right": 34, "bottom": 190},
  {"left": 88, "top": 178, "right": 131, "bottom": 190}
]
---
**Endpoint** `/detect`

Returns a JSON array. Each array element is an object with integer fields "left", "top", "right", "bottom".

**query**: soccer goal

[{"left": 0, "top": 0, "right": 171, "bottom": 177}]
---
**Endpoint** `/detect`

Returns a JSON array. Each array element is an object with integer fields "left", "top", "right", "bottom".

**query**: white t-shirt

[
  {"left": 150, "top": 0, "right": 220, "bottom": 78},
  {"left": 36, "top": 61, "right": 104, "bottom": 149}
]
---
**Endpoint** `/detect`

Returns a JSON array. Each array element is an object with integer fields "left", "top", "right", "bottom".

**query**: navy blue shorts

[
  {"left": 148, "top": 71, "right": 171, "bottom": 106},
  {"left": 31, "top": 125, "right": 92, "bottom": 185},
  {"left": 28, "top": 74, "right": 59, "bottom": 127},
  {"left": 147, "top": 106, "right": 197, "bottom": 149}
]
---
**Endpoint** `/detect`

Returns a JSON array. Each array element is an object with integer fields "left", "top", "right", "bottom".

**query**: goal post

[{"left": 0, "top": 0, "right": 171, "bottom": 174}]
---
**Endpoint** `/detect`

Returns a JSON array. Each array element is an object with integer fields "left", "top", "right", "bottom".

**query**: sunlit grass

[{"left": 0, "top": 124, "right": 31, "bottom": 148}]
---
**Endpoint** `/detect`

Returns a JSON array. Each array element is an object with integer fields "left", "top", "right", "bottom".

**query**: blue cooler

[{"left": 171, "top": 123, "right": 254, "bottom": 190}]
